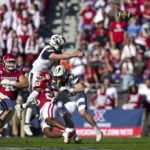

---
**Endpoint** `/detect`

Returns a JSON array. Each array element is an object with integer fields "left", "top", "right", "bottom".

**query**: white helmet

[
  {"left": 53, "top": 65, "right": 68, "bottom": 86},
  {"left": 49, "top": 34, "right": 65, "bottom": 51}
]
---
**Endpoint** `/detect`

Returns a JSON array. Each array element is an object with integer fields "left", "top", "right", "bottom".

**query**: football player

[
  {"left": 0, "top": 54, "right": 28, "bottom": 128},
  {"left": 52, "top": 65, "right": 103, "bottom": 143},
  {"left": 20, "top": 72, "right": 74, "bottom": 144},
  {"left": 22, "top": 34, "right": 85, "bottom": 136}
]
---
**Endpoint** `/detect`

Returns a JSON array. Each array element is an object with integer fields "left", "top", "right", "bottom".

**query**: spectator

[
  {"left": 93, "top": 27, "right": 110, "bottom": 48},
  {"left": 127, "top": 17, "right": 141, "bottom": 39},
  {"left": 80, "top": 28, "right": 92, "bottom": 43},
  {"left": 134, "top": 50, "right": 146, "bottom": 84},
  {"left": 28, "top": 3, "right": 40, "bottom": 29},
  {"left": 17, "top": 17, "right": 33, "bottom": 48},
  {"left": 69, "top": 55, "right": 87, "bottom": 81},
  {"left": 122, "top": 84, "right": 142, "bottom": 109},
  {"left": 109, "top": 42, "right": 120, "bottom": 61},
  {"left": 12, "top": 7, "right": 23, "bottom": 31},
  {"left": 103, "top": 77, "right": 119, "bottom": 108},
  {"left": 107, "top": 1, "right": 120, "bottom": 23},
  {"left": 111, "top": 53, "right": 122, "bottom": 83},
  {"left": 78, "top": 2, "right": 96, "bottom": 32},
  {"left": 98, "top": 55, "right": 113, "bottom": 83},
  {"left": 125, "top": 0, "right": 140, "bottom": 18},
  {"left": 121, "top": 38, "right": 136, "bottom": 61},
  {"left": 0, "top": 4, "right": 11, "bottom": 28},
  {"left": 7, "top": 30, "right": 23, "bottom": 56},
  {"left": 121, "top": 55, "right": 135, "bottom": 91},
  {"left": 138, "top": 77, "right": 150, "bottom": 133},
  {"left": 88, "top": 42, "right": 104, "bottom": 69},
  {"left": 109, "top": 15, "right": 127, "bottom": 50},
  {"left": 142, "top": 1, "right": 150, "bottom": 22},
  {"left": 135, "top": 32, "right": 149, "bottom": 50},
  {"left": 33, "top": 29, "right": 45, "bottom": 51},
  {"left": 24, "top": 35, "right": 40, "bottom": 64},
  {"left": 91, "top": 85, "right": 113, "bottom": 110},
  {"left": 0, "top": 26, "right": 9, "bottom": 55},
  {"left": 84, "top": 63, "right": 99, "bottom": 88},
  {"left": 145, "top": 46, "right": 150, "bottom": 71}
]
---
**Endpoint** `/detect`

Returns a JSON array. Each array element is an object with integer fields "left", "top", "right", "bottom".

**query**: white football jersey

[{"left": 32, "top": 45, "right": 60, "bottom": 73}]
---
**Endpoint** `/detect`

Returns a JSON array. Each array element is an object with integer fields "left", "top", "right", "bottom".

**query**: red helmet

[
  {"left": 3, "top": 54, "right": 16, "bottom": 71},
  {"left": 37, "top": 72, "right": 52, "bottom": 83}
]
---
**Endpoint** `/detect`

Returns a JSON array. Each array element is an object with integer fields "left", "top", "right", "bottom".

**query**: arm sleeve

[
  {"left": 41, "top": 50, "right": 53, "bottom": 59},
  {"left": 26, "top": 90, "right": 39, "bottom": 106}
]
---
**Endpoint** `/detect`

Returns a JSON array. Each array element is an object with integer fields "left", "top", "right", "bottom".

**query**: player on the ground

[
  {"left": 20, "top": 72, "right": 74, "bottom": 143},
  {"left": 0, "top": 54, "right": 28, "bottom": 128},
  {"left": 18, "top": 34, "right": 85, "bottom": 136},
  {"left": 52, "top": 65, "right": 103, "bottom": 143}
]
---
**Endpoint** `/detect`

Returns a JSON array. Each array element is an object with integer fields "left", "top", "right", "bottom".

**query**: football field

[{"left": 0, "top": 137, "right": 150, "bottom": 150}]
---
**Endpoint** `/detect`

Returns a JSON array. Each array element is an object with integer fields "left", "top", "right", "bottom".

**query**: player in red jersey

[
  {"left": 17, "top": 72, "right": 74, "bottom": 143},
  {"left": 0, "top": 54, "right": 28, "bottom": 128}
]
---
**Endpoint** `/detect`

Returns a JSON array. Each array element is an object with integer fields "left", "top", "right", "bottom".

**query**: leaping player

[{"left": 16, "top": 34, "right": 85, "bottom": 136}]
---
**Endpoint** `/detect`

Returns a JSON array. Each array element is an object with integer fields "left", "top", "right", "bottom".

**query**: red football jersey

[
  {"left": 33, "top": 80, "right": 54, "bottom": 109},
  {"left": 110, "top": 21, "right": 126, "bottom": 43},
  {"left": 0, "top": 65, "right": 24, "bottom": 100}
]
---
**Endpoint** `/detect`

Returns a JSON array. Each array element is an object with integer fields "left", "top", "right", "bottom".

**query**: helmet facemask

[
  {"left": 4, "top": 60, "right": 16, "bottom": 71},
  {"left": 53, "top": 65, "right": 68, "bottom": 86}
]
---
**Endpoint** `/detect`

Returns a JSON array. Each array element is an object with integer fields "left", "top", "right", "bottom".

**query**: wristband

[{"left": 68, "top": 88, "right": 74, "bottom": 93}]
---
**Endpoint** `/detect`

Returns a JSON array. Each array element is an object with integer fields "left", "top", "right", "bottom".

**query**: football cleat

[
  {"left": 24, "top": 124, "right": 33, "bottom": 136},
  {"left": 96, "top": 130, "right": 103, "bottom": 143},
  {"left": 15, "top": 104, "right": 23, "bottom": 120},
  {"left": 63, "top": 128, "right": 74, "bottom": 144},
  {"left": 74, "top": 136, "right": 82, "bottom": 144}
]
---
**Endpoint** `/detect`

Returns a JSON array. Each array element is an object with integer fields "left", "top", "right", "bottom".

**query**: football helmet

[
  {"left": 53, "top": 65, "right": 68, "bottom": 86},
  {"left": 3, "top": 54, "right": 16, "bottom": 71},
  {"left": 49, "top": 34, "right": 66, "bottom": 51},
  {"left": 37, "top": 72, "right": 52, "bottom": 83}
]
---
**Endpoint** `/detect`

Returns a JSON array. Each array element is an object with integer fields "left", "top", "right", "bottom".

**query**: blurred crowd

[
  {"left": 0, "top": 0, "right": 47, "bottom": 67},
  {"left": 1, "top": 0, "right": 150, "bottom": 137},
  {"left": 65, "top": 0, "right": 150, "bottom": 111}
]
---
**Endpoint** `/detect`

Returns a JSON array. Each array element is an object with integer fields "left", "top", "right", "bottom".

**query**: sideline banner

[{"left": 71, "top": 109, "right": 144, "bottom": 137}]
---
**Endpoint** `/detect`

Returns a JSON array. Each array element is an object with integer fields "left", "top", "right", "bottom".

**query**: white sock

[
  {"left": 22, "top": 103, "right": 27, "bottom": 109},
  {"left": 94, "top": 126, "right": 100, "bottom": 134},
  {"left": 25, "top": 107, "right": 32, "bottom": 124}
]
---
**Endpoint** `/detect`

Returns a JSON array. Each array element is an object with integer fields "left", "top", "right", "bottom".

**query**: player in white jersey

[
  {"left": 52, "top": 65, "right": 103, "bottom": 143},
  {"left": 22, "top": 34, "right": 85, "bottom": 136}
]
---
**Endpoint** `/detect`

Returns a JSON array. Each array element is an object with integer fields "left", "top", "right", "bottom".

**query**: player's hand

[
  {"left": 1, "top": 79, "right": 16, "bottom": 86},
  {"left": 76, "top": 51, "right": 85, "bottom": 57}
]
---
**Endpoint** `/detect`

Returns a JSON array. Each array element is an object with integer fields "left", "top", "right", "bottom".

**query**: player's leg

[
  {"left": 0, "top": 99, "right": 13, "bottom": 128},
  {"left": 64, "top": 101, "right": 81, "bottom": 143},
  {"left": 24, "top": 71, "right": 40, "bottom": 136},
  {"left": 41, "top": 102, "right": 74, "bottom": 143},
  {"left": 76, "top": 94, "right": 103, "bottom": 142},
  {"left": 43, "top": 127, "right": 62, "bottom": 138}
]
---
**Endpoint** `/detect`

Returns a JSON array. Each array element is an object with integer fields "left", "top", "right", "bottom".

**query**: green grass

[{"left": 0, "top": 137, "right": 150, "bottom": 150}]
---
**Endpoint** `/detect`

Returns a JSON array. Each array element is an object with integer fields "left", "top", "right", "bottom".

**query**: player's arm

[
  {"left": 70, "top": 82, "right": 85, "bottom": 93},
  {"left": 49, "top": 51, "right": 85, "bottom": 60},
  {"left": 15, "top": 75, "right": 28, "bottom": 88},
  {"left": 22, "top": 87, "right": 41, "bottom": 109},
  {"left": 0, "top": 75, "right": 28, "bottom": 88}
]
